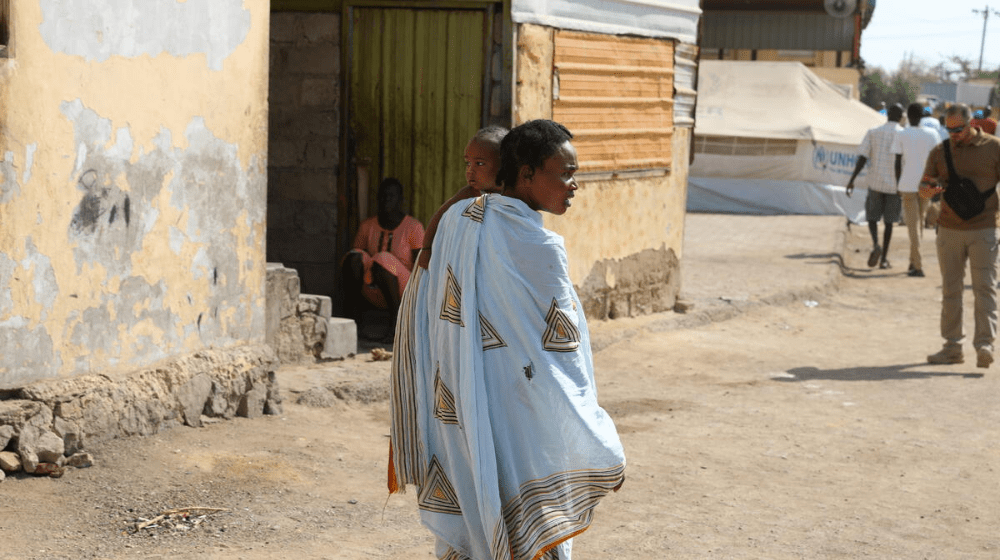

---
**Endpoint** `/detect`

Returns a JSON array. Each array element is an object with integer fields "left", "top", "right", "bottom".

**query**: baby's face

[{"left": 464, "top": 139, "right": 501, "bottom": 192}]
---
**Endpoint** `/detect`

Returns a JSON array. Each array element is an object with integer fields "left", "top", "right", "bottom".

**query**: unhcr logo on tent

[
  {"left": 813, "top": 146, "right": 827, "bottom": 169},
  {"left": 813, "top": 145, "right": 859, "bottom": 175}
]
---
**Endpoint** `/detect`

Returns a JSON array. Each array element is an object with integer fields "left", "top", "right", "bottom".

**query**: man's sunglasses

[{"left": 946, "top": 124, "right": 967, "bottom": 134}]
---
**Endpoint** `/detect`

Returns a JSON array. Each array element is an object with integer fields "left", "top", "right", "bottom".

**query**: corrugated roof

[{"left": 702, "top": 11, "right": 855, "bottom": 51}]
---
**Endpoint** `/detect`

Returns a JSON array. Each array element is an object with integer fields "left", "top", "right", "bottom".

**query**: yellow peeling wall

[
  {"left": 0, "top": 0, "right": 271, "bottom": 387},
  {"left": 515, "top": 23, "right": 690, "bottom": 318}
]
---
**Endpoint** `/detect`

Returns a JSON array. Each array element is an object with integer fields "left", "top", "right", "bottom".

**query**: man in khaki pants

[
  {"left": 921, "top": 104, "right": 1000, "bottom": 368},
  {"left": 893, "top": 103, "right": 941, "bottom": 277}
]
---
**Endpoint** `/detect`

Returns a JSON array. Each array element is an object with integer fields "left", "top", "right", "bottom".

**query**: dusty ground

[{"left": 2, "top": 219, "right": 999, "bottom": 560}]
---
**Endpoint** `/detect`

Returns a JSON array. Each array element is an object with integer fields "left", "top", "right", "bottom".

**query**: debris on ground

[{"left": 128, "top": 507, "right": 231, "bottom": 535}]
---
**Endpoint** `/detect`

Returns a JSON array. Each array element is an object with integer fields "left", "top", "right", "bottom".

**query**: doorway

[{"left": 342, "top": 4, "right": 495, "bottom": 240}]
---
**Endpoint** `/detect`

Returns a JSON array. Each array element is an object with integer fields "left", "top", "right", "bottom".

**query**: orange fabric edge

[
  {"left": 529, "top": 470, "right": 624, "bottom": 560},
  {"left": 388, "top": 441, "right": 400, "bottom": 494},
  {"left": 531, "top": 525, "right": 589, "bottom": 560}
]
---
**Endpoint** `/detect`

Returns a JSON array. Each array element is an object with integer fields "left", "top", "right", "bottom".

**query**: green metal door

[{"left": 346, "top": 5, "right": 489, "bottom": 229}]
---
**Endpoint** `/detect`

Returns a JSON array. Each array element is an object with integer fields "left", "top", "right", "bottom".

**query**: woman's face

[
  {"left": 464, "top": 139, "right": 501, "bottom": 192},
  {"left": 519, "top": 140, "right": 578, "bottom": 215}
]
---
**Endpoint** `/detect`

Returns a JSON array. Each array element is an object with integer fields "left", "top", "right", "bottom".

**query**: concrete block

[
  {"left": 318, "top": 296, "right": 332, "bottom": 319},
  {"left": 322, "top": 317, "right": 357, "bottom": 360},
  {"left": 270, "top": 13, "right": 303, "bottom": 44},
  {"left": 302, "top": 13, "right": 339, "bottom": 44},
  {"left": 299, "top": 294, "right": 332, "bottom": 318},
  {"left": 301, "top": 78, "right": 339, "bottom": 107},
  {"left": 287, "top": 45, "right": 339, "bottom": 75}
]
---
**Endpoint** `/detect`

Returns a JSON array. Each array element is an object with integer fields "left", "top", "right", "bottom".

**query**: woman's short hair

[{"left": 497, "top": 120, "right": 573, "bottom": 190}]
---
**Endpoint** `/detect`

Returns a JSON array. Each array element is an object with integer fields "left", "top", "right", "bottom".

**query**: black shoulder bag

[{"left": 942, "top": 139, "right": 994, "bottom": 221}]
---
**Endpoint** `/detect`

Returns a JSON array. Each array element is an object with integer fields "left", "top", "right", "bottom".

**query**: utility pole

[{"left": 973, "top": 5, "right": 1000, "bottom": 74}]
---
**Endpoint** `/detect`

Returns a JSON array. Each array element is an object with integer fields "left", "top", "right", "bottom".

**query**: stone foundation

[
  {"left": 578, "top": 246, "right": 681, "bottom": 320},
  {"left": 0, "top": 344, "right": 279, "bottom": 477}
]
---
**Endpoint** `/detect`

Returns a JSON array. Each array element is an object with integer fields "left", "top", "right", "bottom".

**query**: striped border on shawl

[
  {"left": 501, "top": 463, "right": 626, "bottom": 560},
  {"left": 541, "top": 298, "right": 581, "bottom": 353},
  {"left": 492, "top": 519, "right": 513, "bottom": 560},
  {"left": 388, "top": 267, "right": 426, "bottom": 492},
  {"left": 441, "top": 548, "right": 470, "bottom": 560}
]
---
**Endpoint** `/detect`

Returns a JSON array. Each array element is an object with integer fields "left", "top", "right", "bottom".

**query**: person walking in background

[
  {"left": 971, "top": 108, "right": 997, "bottom": 135},
  {"left": 920, "top": 104, "right": 1000, "bottom": 368},
  {"left": 920, "top": 106, "right": 947, "bottom": 141},
  {"left": 847, "top": 103, "right": 905, "bottom": 270},
  {"left": 893, "top": 103, "right": 941, "bottom": 278},
  {"left": 986, "top": 106, "right": 998, "bottom": 133}
]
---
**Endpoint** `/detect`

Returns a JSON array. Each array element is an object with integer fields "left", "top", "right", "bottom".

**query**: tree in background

[
  {"left": 859, "top": 55, "right": 998, "bottom": 112},
  {"left": 860, "top": 69, "right": 920, "bottom": 110}
]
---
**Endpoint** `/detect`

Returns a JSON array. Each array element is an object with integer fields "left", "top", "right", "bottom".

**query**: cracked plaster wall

[{"left": 0, "top": 0, "right": 271, "bottom": 388}]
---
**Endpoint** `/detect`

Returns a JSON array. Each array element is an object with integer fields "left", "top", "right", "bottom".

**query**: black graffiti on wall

[{"left": 70, "top": 169, "right": 131, "bottom": 234}]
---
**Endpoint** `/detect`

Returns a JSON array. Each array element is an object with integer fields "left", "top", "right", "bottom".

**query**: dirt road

[{"left": 2, "top": 217, "right": 998, "bottom": 559}]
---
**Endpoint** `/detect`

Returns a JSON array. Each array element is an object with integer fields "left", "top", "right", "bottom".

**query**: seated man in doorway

[{"left": 342, "top": 177, "right": 424, "bottom": 337}]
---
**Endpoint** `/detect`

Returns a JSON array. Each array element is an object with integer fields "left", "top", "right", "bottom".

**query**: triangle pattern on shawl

[
  {"left": 479, "top": 312, "right": 507, "bottom": 351},
  {"left": 418, "top": 455, "right": 463, "bottom": 515},
  {"left": 433, "top": 365, "right": 459, "bottom": 425},
  {"left": 461, "top": 195, "right": 487, "bottom": 223},
  {"left": 542, "top": 298, "right": 581, "bottom": 352},
  {"left": 439, "top": 264, "right": 464, "bottom": 326}
]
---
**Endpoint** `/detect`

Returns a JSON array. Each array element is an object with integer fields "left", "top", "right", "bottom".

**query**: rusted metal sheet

[
  {"left": 348, "top": 6, "right": 486, "bottom": 226},
  {"left": 703, "top": 0, "right": 826, "bottom": 11},
  {"left": 553, "top": 30, "right": 674, "bottom": 172}
]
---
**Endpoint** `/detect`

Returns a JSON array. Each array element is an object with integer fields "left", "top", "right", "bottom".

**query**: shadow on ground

[{"left": 775, "top": 364, "right": 984, "bottom": 382}]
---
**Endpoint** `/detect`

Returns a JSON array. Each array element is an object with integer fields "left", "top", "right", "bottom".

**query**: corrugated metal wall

[
  {"left": 348, "top": 7, "right": 486, "bottom": 226},
  {"left": 702, "top": 11, "right": 854, "bottom": 51},
  {"left": 674, "top": 43, "right": 698, "bottom": 128},
  {"left": 552, "top": 30, "right": 674, "bottom": 172}
]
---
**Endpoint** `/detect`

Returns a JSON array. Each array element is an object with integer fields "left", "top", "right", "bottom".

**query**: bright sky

[{"left": 860, "top": 0, "right": 1000, "bottom": 75}]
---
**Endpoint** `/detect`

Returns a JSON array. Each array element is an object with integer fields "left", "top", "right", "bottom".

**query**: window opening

[
  {"left": 694, "top": 135, "right": 798, "bottom": 156},
  {"left": 0, "top": 0, "right": 9, "bottom": 57}
]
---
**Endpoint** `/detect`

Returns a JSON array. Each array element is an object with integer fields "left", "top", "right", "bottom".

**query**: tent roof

[
  {"left": 695, "top": 60, "right": 884, "bottom": 145},
  {"left": 511, "top": 0, "right": 700, "bottom": 44}
]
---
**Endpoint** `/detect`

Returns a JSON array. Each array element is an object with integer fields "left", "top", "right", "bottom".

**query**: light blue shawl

[{"left": 390, "top": 194, "right": 625, "bottom": 560}]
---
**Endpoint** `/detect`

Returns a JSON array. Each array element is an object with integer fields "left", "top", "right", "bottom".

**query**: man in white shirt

[
  {"left": 893, "top": 103, "right": 942, "bottom": 277},
  {"left": 847, "top": 103, "right": 905, "bottom": 269},
  {"left": 920, "top": 106, "right": 947, "bottom": 141}
]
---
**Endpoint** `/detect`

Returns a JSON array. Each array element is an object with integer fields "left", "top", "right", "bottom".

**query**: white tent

[{"left": 688, "top": 60, "right": 886, "bottom": 222}]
